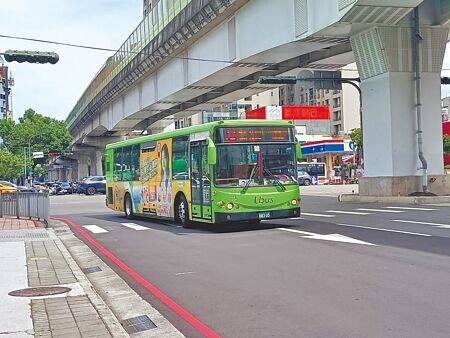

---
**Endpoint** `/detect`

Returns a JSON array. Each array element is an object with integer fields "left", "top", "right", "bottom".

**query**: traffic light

[
  {"left": 442, "top": 77, "right": 450, "bottom": 85},
  {"left": 3, "top": 50, "right": 59, "bottom": 64},
  {"left": 258, "top": 76, "right": 298, "bottom": 85}
]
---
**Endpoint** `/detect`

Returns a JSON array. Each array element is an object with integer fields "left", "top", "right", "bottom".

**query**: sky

[
  {"left": 1, "top": 1, "right": 450, "bottom": 122},
  {"left": 1, "top": 0, "right": 142, "bottom": 121}
]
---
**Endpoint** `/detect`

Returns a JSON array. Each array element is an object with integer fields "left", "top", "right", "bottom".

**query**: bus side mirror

[
  {"left": 295, "top": 143, "right": 303, "bottom": 161},
  {"left": 207, "top": 137, "right": 217, "bottom": 165}
]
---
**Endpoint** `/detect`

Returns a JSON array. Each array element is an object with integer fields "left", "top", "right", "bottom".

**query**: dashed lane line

[
  {"left": 120, "top": 222, "right": 150, "bottom": 230},
  {"left": 392, "top": 220, "right": 450, "bottom": 228},
  {"left": 356, "top": 208, "right": 405, "bottom": 213},
  {"left": 386, "top": 206, "right": 437, "bottom": 211},
  {"left": 337, "top": 223, "right": 432, "bottom": 237},
  {"left": 82, "top": 225, "right": 108, "bottom": 234},
  {"left": 326, "top": 210, "right": 371, "bottom": 215},
  {"left": 300, "top": 212, "right": 335, "bottom": 218}
]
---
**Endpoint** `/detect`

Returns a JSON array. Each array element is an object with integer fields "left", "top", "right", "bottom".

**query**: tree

[
  {"left": 0, "top": 149, "right": 23, "bottom": 180},
  {"left": 444, "top": 135, "right": 450, "bottom": 155},
  {"left": 0, "top": 109, "right": 72, "bottom": 158},
  {"left": 348, "top": 128, "right": 362, "bottom": 150}
]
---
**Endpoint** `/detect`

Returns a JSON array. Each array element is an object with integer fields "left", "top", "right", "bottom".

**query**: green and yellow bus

[{"left": 105, "top": 120, "right": 302, "bottom": 227}]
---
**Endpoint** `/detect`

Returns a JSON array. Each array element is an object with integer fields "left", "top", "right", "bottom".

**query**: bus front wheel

[
  {"left": 124, "top": 193, "right": 134, "bottom": 219},
  {"left": 176, "top": 195, "right": 190, "bottom": 228}
]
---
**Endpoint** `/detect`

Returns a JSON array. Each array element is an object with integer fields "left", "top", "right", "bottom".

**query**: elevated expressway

[{"left": 66, "top": 0, "right": 450, "bottom": 196}]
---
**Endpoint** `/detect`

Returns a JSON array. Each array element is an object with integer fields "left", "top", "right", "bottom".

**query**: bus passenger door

[{"left": 190, "top": 141, "right": 212, "bottom": 220}]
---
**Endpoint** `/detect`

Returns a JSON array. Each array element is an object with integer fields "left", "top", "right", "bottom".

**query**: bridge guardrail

[{"left": 0, "top": 192, "right": 50, "bottom": 225}]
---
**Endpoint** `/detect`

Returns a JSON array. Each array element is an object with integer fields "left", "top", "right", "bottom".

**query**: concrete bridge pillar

[
  {"left": 94, "top": 150, "right": 103, "bottom": 176},
  {"left": 76, "top": 155, "right": 90, "bottom": 180},
  {"left": 351, "top": 18, "right": 450, "bottom": 196}
]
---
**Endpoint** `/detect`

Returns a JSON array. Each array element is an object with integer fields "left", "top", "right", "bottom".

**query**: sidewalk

[{"left": 0, "top": 217, "right": 183, "bottom": 338}]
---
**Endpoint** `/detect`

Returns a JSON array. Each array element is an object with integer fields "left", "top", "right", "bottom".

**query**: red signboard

[
  {"left": 443, "top": 121, "right": 450, "bottom": 136},
  {"left": 246, "top": 105, "right": 330, "bottom": 120}
]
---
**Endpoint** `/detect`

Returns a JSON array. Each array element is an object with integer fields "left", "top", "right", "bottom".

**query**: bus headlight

[
  {"left": 291, "top": 199, "right": 298, "bottom": 206},
  {"left": 226, "top": 203, "right": 234, "bottom": 210}
]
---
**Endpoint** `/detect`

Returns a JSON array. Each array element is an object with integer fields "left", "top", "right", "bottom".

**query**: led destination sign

[{"left": 215, "top": 127, "right": 293, "bottom": 143}]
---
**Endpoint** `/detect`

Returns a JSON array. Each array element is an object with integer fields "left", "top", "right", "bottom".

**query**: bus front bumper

[{"left": 214, "top": 207, "right": 300, "bottom": 223}]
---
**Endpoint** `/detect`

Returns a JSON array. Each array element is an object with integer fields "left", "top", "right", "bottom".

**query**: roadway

[{"left": 51, "top": 186, "right": 450, "bottom": 338}]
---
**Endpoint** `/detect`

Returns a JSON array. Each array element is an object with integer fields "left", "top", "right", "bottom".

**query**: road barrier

[{"left": 0, "top": 192, "right": 50, "bottom": 224}]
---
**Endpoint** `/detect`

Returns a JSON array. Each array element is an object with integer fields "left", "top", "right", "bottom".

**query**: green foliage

[
  {"left": 33, "top": 164, "right": 46, "bottom": 177},
  {"left": 444, "top": 135, "right": 450, "bottom": 155},
  {"left": 348, "top": 128, "right": 362, "bottom": 149},
  {"left": 0, "top": 149, "right": 23, "bottom": 180},
  {"left": 1, "top": 109, "right": 72, "bottom": 157}
]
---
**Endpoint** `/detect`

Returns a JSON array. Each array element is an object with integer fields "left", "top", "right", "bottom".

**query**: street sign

[
  {"left": 312, "top": 71, "right": 342, "bottom": 90},
  {"left": 32, "top": 151, "right": 44, "bottom": 159}
]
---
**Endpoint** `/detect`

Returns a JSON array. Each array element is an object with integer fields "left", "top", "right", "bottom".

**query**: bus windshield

[{"left": 215, "top": 144, "right": 297, "bottom": 187}]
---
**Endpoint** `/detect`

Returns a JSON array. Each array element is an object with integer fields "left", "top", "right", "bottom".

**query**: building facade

[
  {"left": 0, "top": 64, "right": 12, "bottom": 120},
  {"left": 279, "top": 66, "right": 360, "bottom": 136}
]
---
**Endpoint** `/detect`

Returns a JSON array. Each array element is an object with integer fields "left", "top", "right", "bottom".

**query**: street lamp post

[{"left": 25, "top": 133, "right": 46, "bottom": 186}]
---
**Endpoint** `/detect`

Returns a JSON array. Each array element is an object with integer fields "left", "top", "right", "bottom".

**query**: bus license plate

[{"left": 258, "top": 212, "right": 271, "bottom": 219}]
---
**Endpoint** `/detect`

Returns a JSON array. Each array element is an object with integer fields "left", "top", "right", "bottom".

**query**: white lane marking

[
  {"left": 83, "top": 225, "right": 108, "bottom": 234},
  {"left": 301, "top": 212, "right": 335, "bottom": 218},
  {"left": 277, "top": 228, "right": 375, "bottom": 246},
  {"left": 386, "top": 206, "right": 437, "bottom": 211},
  {"left": 356, "top": 208, "right": 405, "bottom": 213},
  {"left": 175, "top": 271, "right": 194, "bottom": 276},
  {"left": 120, "top": 223, "right": 149, "bottom": 230},
  {"left": 337, "top": 223, "right": 431, "bottom": 237},
  {"left": 392, "top": 220, "right": 450, "bottom": 228},
  {"left": 326, "top": 210, "right": 371, "bottom": 215}
]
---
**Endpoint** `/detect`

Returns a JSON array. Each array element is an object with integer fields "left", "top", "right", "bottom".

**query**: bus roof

[{"left": 105, "top": 119, "right": 295, "bottom": 150}]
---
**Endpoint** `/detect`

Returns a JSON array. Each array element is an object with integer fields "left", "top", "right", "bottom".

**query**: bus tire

[
  {"left": 124, "top": 193, "right": 134, "bottom": 220},
  {"left": 176, "top": 195, "right": 190, "bottom": 228}
]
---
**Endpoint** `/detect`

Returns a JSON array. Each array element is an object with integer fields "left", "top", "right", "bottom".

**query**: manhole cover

[
  {"left": 122, "top": 315, "right": 156, "bottom": 333},
  {"left": 82, "top": 266, "right": 102, "bottom": 274},
  {"left": 9, "top": 286, "right": 71, "bottom": 297}
]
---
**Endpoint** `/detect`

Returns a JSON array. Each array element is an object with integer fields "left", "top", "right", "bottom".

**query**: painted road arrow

[{"left": 277, "top": 228, "right": 375, "bottom": 246}]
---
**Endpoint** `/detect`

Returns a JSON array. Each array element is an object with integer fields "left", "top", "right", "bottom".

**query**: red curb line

[{"left": 53, "top": 217, "right": 220, "bottom": 338}]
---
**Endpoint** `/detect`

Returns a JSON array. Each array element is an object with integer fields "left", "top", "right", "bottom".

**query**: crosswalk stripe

[
  {"left": 337, "top": 223, "right": 431, "bottom": 236},
  {"left": 385, "top": 206, "right": 437, "bottom": 211},
  {"left": 83, "top": 225, "right": 108, "bottom": 234},
  {"left": 301, "top": 212, "right": 335, "bottom": 218},
  {"left": 326, "top": 210, "right": 371, "bottom": 215},
  {"left": 356, "top": 208, "right": 405, "bottom": 213},
  {"left": 392, "top": 220, "right": 450, "bottom": 228},
  {"left": 120, "top": 223, "right": 149, "bottom": 230}
]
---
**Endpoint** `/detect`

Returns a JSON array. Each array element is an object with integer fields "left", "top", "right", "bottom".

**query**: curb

[
  {"left": 47, "top": 224, "right": 129, "bottom": 338},
  {"left": 338, "top": 194, "right": 450, "bottom": 204},
  {"left": 50, "top": 219, "right": 185, "bottom": 338}
]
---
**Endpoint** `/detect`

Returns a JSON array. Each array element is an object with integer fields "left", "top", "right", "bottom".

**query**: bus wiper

[
  {"left": 241, "top": 165, "right": 256, "bottom": 194},
  {"left": 264, "top": 167, "right": 286, "bottom": 191}
]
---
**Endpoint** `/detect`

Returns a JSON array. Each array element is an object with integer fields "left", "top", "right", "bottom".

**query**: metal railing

[{"left": 0, "top": 192, "right": 50, "bottom": 224}]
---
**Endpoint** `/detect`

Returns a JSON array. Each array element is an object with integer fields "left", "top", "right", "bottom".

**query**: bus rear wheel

[
  {"left": 124, "top": 193, "right": 134, "bottom": 219},
  {"left": 176, "top": 195, "right": 190, "bottom": 228}
]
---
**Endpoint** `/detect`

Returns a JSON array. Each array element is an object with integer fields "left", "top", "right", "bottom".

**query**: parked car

[
  {"left": 78, "top": 176, "right": 106, "bottom": 195},
  {"left": 0, "top": 181, "right": 17, "bottom": 193},
  {"left": 297, "top": 171, "right": 312, "bottom": 186},
  {"left": 0, "top": 180, "right": 35, "bottom": 192}
]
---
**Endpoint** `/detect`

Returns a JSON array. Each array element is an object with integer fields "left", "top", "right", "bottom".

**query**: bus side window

[
  {"left": 172, "top": 136, "right": 189, "bottom": 179},
  {"left": 113, "top": 148, "right": 123, "bottom": 182},
  {"left": 131, "top": 145, "right": 140, "bottom": 181}
]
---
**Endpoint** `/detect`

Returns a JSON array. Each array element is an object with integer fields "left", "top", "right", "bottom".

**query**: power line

[{"left": 0, "top": 33, "right": 273, "bottom": 67}]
